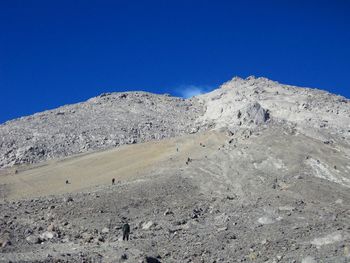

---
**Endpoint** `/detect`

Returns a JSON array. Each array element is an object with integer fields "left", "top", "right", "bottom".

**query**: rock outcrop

[{"left": 238, "top": 102, "right": 270, "bottom": 125}]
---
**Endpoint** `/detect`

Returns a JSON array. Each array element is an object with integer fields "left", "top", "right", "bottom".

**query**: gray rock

[
  {"left": 26, "top": 235, "right": 40, "bottom": 244},
  {"left": 242, "top": 102, "right": 270, "bottom": 125}
]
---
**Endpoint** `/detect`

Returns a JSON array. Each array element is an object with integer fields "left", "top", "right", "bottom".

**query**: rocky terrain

[
  {"left": 0, "top": 92, "right": 203, "bottom": 168},
  {"left": 0, "top": 76, "right": 350, "bottom": 262},
  {"left": 1, "top": 76, "right": 349, "bottom": 169}
]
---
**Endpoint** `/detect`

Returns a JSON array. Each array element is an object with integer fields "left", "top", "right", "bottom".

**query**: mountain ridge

[{"left": 1, "top": 76, "right": 349, "bottom": 169}]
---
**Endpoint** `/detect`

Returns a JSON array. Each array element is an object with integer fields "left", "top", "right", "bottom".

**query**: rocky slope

[
  {"left": 196, "top": 76, "right": 350, "bottom": 140},
  {"left": 0, "top": 92, "right": 203, "bottom": 168},
  {"left": 1, "top": 76, "right": 349, "bottom": 169},
  {"left": 1, "top": 128, "right": 350, "bottom": 262},
  {"left": 0, "top": 76, "right": 350, "bottom": 262}
]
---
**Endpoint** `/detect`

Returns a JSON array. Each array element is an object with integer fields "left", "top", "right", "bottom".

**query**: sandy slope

[{"left": 0, "top": 131, "right": 226, "bottom": 200}]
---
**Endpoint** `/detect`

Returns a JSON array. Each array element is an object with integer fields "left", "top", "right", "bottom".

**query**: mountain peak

[{"left": 0, "top": 76, "right": 349, "bottom": 168}]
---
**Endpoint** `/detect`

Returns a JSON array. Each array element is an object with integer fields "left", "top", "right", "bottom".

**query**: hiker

[
  {"left": 112, "top": 178, "right": 115, "bottom": 185},
  {"left": 65, "top": 180, "right": 69, "bottom": 184},
  {"left": 122, "top": 223, "right": 130, "bottom": 241}
]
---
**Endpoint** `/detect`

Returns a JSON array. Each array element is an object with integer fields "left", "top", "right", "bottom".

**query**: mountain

[
  {"left": 1, "top": 76, "right": 349, "bottom": 169},
  {"left": 0, "top": 76, "right": 349, "bottom": 262},
  {"left": 0, "top": 92, "right": 202, "bottom": 168}
]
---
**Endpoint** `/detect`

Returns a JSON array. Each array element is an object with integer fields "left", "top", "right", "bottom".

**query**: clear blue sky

[{"left": 0, "top": 0, "right": 349, "bottom": 123}]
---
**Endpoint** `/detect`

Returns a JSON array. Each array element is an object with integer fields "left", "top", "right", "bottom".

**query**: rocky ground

[
  {"left": 0, "top": 76, "right": 350, "bottom": 262},
  {"left": 0, "top": 92, "right": 203, "bottom": 168},
  {"left": 1, "top": 124, "right": 350, "bottom": 262},
  {"left": 1, "top": 171, "right": 349, "bottom": 263}
]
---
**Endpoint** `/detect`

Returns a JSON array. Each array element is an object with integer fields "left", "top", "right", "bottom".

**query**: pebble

[
  {"left": 301, "top": 256, "right": 316, "bottom": 263},
  {"left": 40, "top": 231, "right": 56, "bottom": 240},
  {"left": 164, "top": 209, "right": 173, "bottom": 215},
  {"left": 26, "top": 235, "right": 40, "bottom": 244},
  {"left": 101, "top": 227, "right": 109, "bottom": 233},
  {"left": 64, "top": 197, "right": 74, "bottom": 202},
  {"left": 0, "top": 238, "right": 11, "bottom": 248},
  {"left": 47, "top": 223, "right": 56, "bottom": 232},
  {"left": 142, "top": 221, "right": 155, "bottom": 230}
]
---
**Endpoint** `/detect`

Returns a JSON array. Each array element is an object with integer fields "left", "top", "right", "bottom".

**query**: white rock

[
  {"left": 142, "top": 221, "right": 154, "bottom": 230},
  {"left": 40, "top": 231, "right": 56, "bottom": 240},
  {"left": 101, "top": 227, "right": 109, "bottom": 233},
  {"left": 335, "top": 199, "right": 343, "bottom": 204},
  {"left": 278, "top": 206, "right": 295, "bottom": 211},
  {"left": 311, "top": 232, "right": 343, "bottom": 248},
  {"left": 301, "top": 256, "right": 316, "bottom": 263},
  {"left": 258, "top": 216, "right": 275, "bottom": 225}
]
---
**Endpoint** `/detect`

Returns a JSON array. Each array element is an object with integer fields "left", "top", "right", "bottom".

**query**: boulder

[
  {"left": 26, "top": 235, "right": 40, "bottom": 244},
  {"left": 239, "top": 102, "right": 270, "bottom": 125}
]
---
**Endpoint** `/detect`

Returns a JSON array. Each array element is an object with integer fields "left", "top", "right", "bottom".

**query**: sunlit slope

[
  {"left": 0, "top": 131, "right": 227, "bottom": 200},
  {"left": 2, "top": 123, "right": 350, "bottom": 202}
]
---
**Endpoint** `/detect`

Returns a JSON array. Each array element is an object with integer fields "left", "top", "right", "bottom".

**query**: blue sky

[{"left": 0, "top": 0, "right": 349, "bottom": 123}]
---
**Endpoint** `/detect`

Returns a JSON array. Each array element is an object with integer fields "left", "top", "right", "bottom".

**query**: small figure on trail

[
  {"left": 176, "top": 147, "right": 179, "bottom": 152},
  {"left": 65, "top": 180, "right": 69, "bottom": 184},
  {"left": 122, "top": 223, "right": 130, "bottom": 241},
  {"left": 112, "top": 178, "right": 115, "bottom": 185}
]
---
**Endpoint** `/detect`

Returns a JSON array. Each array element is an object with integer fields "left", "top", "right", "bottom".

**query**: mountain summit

[{"left": 1, "top": 76, "right": 349, "bottom": 169}]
